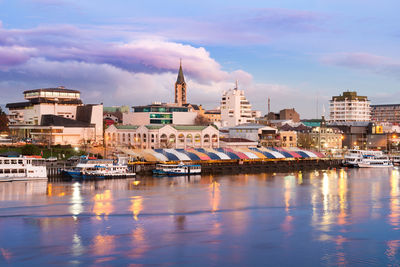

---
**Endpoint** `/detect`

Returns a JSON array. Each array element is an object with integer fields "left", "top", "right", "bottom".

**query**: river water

[{"left": 1, "top": 168, "right": 400, "bottom": 266}]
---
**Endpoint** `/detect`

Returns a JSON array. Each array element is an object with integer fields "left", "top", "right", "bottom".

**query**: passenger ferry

[
  {"left": 357, "top": 155, "right": 393, "bottom": 168},
  {"left": 0, "top": 156, "right": 47, "bottom": 182},
  {"left": 62, "top": 156, "right": 134, "bottom": 179},
  {"left": 81, "top": 165, "right": 136, "bottom": 179},
  {"left": 153, "top": 163, "right": 201, "bottom": 176},
  {"left": 343, "top": 149, "right": 383, "bottom": 167}
]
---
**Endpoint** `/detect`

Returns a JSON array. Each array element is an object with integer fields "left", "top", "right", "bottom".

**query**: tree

[
  {"left": 0, "top": 107, "right": 9, "bottom": 133},
  {"left": 21, "top": 144, "right": 37, "bottom": 155},
  {"left": 194, "top": 114, "right": 210, "bottom": 126},
  {"left": 297, "top": 132, "right": 316, "bottom": 149}
]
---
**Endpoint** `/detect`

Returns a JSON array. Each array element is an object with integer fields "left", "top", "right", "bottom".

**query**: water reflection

[
  {"left": 93, "top": 190, "right": 113, "bottom": 220},
  {"left": 130, "top": 196, "right": 143, "bottom": 221},
  {"left": 0, "top": 180, "right": 47, "bottom": 201},
  {"left": 389, "top": 169, "right": 400, "bottom": 229},
  {"left": 209, "top": 180, "right": 220, "bottom": 212},
  {"left": 2, "top": 169, "right": 400, "bottom": 265},
  {"left": 69, "top": 182, "right": 83, "bottom": 219}
]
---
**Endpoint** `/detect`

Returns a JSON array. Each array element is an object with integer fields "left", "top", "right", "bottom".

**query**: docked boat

[
  {"left": 0, "top": 156, "right": 47, "bottom": 182},
  {"left": 153, "top": 163, "right": 201, "bottom": 176},
  {"left": 82, "top": 165, "right": 136, "bottom": 179},
  {"left": 62, "top": 156, "right": 135, "bottom": 179},
  {"left": 390, "top": 155, "right": 400, "bottom": 166},
  {"left": 343, "top": 149, "right": 383, "bottom": 167},
  {"left": 357, "top": 155, "right": 393, "bottom": 168}
]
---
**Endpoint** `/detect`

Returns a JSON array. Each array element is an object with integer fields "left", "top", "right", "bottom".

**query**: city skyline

[{"left": 1, "top": 0, "right": 400, "bottom": 118}]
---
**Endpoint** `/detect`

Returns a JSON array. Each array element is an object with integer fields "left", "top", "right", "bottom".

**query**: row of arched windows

[{"left": 106, "top": 132, "right": 218, "bottom": 148}]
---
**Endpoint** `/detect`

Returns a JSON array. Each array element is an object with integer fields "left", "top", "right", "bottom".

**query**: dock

[{"left": 129, "top": 158, "right": 343, "bottom": 176}]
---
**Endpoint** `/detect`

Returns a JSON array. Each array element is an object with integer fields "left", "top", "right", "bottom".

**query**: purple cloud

[
  {"left": 321, "top": 52, "right": 400, "bottom": 77},
  {"left": 0, "top": 46, "right": 34, "bottom": 69}
]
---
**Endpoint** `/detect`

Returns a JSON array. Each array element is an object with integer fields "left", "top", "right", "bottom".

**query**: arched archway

[
  {"left": 194, "top": 134, "right": 201, "bottom": 147},
  {"left": 186, "top": 134, "right": 193, "bottom": 146},
  {"left": 212, "top": 134, "right": 218, "bottom": 147},
  {"left": 160, "top": 134, "right": 168, "bottom": 147},
  {"left": 203, "top": 134, "right": 210, "bottom": 147}
]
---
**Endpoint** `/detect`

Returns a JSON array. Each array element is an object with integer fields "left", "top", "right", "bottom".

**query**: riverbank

[{"left": 130, "top": 158, "right": 342, "bottom": 175}]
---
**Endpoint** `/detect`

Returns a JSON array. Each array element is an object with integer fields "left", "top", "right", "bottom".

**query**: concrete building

[
  {"left": 329, "top": 91, "right": 371, "bottom": 122},
  {"left": 371, "top": 104, "right": 400, "bottom": 124},
  {"left": 309, "top": 127, "right": 343, "bottom": 151},
  {"left": 123, "top": 103, "right": 197, "bottom": 126},
  {"left": 280, "top": 131, "right": 297, "bottom": 148},
  {"left": 6, "top": 87, "right": 103, "bottom": 146},
  {"left": 228, "top": 124, "right": 277, "bottom": 142},
  {"left": 105, "top": 124, "right": 219, "bottom": 149},
  {"left": 220, "top": 82, "right": 260, "bottom": 127},
  {"left": 267, "top": 108, "right": 300, "bottom": 122},
  {"left": 204, "top": 109, "right": 221, "bottom": 124}
]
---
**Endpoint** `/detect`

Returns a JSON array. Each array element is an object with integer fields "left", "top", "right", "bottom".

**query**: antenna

[
  {"left": 235, "top": 80, "right": 238, "bottom": 90},
  {"left": 316, "top": 91, "right": 319, "bottom": 119}
]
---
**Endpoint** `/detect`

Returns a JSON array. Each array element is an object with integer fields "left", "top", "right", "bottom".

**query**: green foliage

[
  {"left": 21, "top": 144, "right": 37, "bottom": 155},
  {"left": 0, "top": 107, "right": 9, "bottom": 133}
]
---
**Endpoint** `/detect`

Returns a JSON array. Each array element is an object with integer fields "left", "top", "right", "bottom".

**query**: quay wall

[{"left": 130, "top": 158, "right": 343, "bottom": 176}]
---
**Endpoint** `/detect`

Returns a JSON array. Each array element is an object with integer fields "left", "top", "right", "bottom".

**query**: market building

[{"left": 105, "top": 124, "right": 219, "bottom": 149}]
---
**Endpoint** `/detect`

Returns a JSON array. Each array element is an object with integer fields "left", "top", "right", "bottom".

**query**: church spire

[
  {"left": 175, "top": 59, "right": 187, "bottom": 106},
  {"left": 176, "top": 59, "right": 185, "bottom": 84}
]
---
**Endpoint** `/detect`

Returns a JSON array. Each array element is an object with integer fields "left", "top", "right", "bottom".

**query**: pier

[{"left": 129, "top": 158, "right": 342, "bottom": 176}]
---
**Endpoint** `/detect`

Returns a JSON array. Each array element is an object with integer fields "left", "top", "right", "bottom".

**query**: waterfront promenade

[{"left": 1, "top": 168, "right": 400, "bottom": 266}]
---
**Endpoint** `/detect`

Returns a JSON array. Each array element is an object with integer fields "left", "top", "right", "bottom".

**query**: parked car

[{"left": 68, "top": 156, "right": 80, "bottom": 161}]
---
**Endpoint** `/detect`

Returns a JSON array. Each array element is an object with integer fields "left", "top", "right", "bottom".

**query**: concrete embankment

[{"left": 130, "top": 158, "right": 343, "bottom": 176}]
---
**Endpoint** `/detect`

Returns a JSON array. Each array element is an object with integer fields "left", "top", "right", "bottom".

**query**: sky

[{"left": 0, "top": 0, "right": 400, "bottom": 118}]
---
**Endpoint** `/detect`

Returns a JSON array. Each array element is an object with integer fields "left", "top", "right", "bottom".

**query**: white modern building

[
  {"left": 123, "top": 103, "right": 197, "bottom": 126},
  {"left": 329, "top": 91, "right": 371, "bottom": 122},
  {"left": 6, "top": 87, "right": 103, "bottom": 146},
  {"left": 105, "top": 124, "right": 219, "bottom": 149},
  {"left": 220, "top": 83, "right": 260, "bottom": 128}
]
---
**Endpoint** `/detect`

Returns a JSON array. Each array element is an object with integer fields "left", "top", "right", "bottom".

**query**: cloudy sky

[{"left": 1, "top": 0, "right": 399, "bottom": 118}]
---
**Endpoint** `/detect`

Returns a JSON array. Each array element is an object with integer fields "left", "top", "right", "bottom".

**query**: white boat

[
  {"left": 82, "top": 165, "right": 136, "bottom": 179},
  {"left": 153, "top": 163, "right": 201, "bottom": 176},
  {"left": 357, "top": 155, "right": 393, "bottom": 168},
  {"left": 344, "top": 149, "right": 383, "bottom": 167},
  {"left": 62, "top": 156, "right": 134, "bottom": 179},
  {"left": 0, "top": 156, "right": 47, "bottom": 182}
]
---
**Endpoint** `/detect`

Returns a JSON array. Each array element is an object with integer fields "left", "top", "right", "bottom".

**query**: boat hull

[
  {"left": 152, "top": 170, "right": 201, "bottom": 176},
  {"left": 82, "top": 173, "right": 136, "bottom": 179},
  {"left": 357, "top": 163, "right": 393, "bottom": 168}
]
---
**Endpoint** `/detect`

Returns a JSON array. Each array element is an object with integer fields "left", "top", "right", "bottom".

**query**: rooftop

[
  {"left": 220, "top": 137, "right": 257, "bottom": 143},
  {"left": 331, "top": 91, "right": 368, "bottom": 101},
  {"left": 23, "top": 87, "right": 80, "bottom": 94}
]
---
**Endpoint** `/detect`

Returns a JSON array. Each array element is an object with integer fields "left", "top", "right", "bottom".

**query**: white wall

[
  {"left": 172, "top": 112, "right": 197, "bottom": 125},
  {"left": 123, "top": 112, "right": 149, "bottom": 125}
]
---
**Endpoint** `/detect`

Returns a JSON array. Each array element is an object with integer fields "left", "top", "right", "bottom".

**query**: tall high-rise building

[
  {"left": 220, "top": 82, "right": 259, "bottom": 127},
  {"left": 174, "top": 61, "right": 187, "bottom": 106},
  {"left": 329, "top": 91, "right": 371, "bottom": 122}
]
